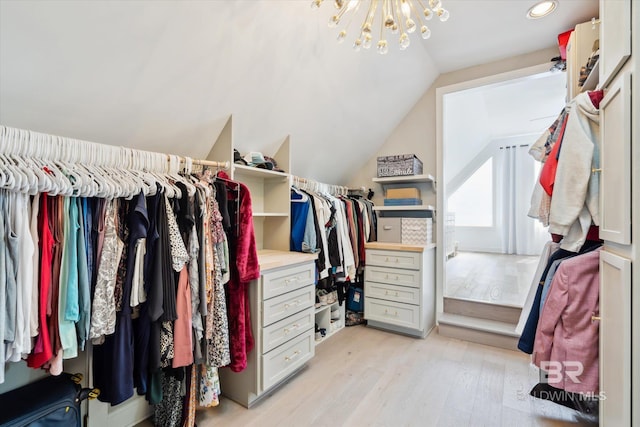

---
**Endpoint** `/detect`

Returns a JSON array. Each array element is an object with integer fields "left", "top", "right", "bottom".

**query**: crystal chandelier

[{"left": 311, "top": 0, "right": 450, "bottom": 54}]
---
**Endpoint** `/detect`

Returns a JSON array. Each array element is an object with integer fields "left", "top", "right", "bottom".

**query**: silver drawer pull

[
  {"left": 384, "top": 309, "right": 398, "bottom": 317},
  {"left": 284, "top": 350, "right": 301, "bottom": 362}
]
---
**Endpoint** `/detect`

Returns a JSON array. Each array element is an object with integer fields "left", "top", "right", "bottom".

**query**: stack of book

[{"left": 383, "top": 188, "right": 422, "bottom": 206}]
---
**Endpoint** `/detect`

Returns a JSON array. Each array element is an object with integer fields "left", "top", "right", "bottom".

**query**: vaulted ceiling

[{"left": 0, "top": 0, "right": 599, "bottom": 183}]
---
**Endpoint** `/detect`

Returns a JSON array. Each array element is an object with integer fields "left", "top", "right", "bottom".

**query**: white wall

[{"left": 443, "top": 91, "right": 492, "bottom": 185}]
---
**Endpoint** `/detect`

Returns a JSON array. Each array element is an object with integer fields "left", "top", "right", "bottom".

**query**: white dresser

[
  {"left": 364, "top": 242, "right": 435, "bottom": 338},
  {"left": 219, "top": 250, "right": 317, "bottom": 408}
]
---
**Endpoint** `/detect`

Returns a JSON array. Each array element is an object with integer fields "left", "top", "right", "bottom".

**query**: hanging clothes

[
  {"left": 517, "top": 239, "right": 601, "bottom": 354},
  {"left": 528, "top": 91, "right": 602, "bottom": 252},
  {"left": 217, "top": 173, "right": 259, "bottom": 373},
  {"left": 532, "top": 248, "right": 601, "bottom": 394},
  {"left": 26, "top": 194, "right": 54, "bottom": 369}
]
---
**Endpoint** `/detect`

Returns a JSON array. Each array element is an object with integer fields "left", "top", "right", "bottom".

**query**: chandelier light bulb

[
  {"left": 405, "top": 18, "right": 416, "bottom": 33},
  {"left": 334, "top": 0, "right": 344, "bottom": 8},
  {"left": 328, "top": 15, "right": 340, "bottom": 27},
  {"left": 384, "top": 14, "right": 395, "bottom": 28},
  {"left": 423, "top": 8, "right": 433, "bottom": 20},
  {"left": 377, "top": 39, "right": 389, "bottom": 55},
  {"left": 420, "top": 25, "right": 431, "bottom": 39},
  {"left": 353, "top": 38, "right": 362, "bottom": 51},
  {"left": 363, "top": 33, "right": 373, "bottom": 49},
  {"left": 429, "top": 0, "right": 442, "bottom": 9},
  {"left": 399, "top": 33, "right": 410, "bottom": 50},
  {"left": 437, "top": 8, "right": 450, "bottom": 22},
  {"left": 391, "top": 23, "right": 399, "bottom": 34},
  {"left": 311, "top": 0, "right": 323, "bottom": 9},
  {"left": 337, "top": 29, "right": 347, "bottom": 43}
]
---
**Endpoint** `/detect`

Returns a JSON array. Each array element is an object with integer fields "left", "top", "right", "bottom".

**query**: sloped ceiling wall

[
  {"left": 0, "top": 0, "right": 598, "bottom": 183},
  {"left": 0, "top": 1, "right": 438, "bottom": 183}
]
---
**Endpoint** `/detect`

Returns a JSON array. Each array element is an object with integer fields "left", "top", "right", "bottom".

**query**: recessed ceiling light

[{"left": 527, "top": 0, "right": 558, "bottom": 19}]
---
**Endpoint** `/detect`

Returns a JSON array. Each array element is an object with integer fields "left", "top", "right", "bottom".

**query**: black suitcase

[{"left": 0, "top": 373, "right": 98, "bottom": 427}]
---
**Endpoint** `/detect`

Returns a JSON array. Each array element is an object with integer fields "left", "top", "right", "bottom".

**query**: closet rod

[
  {"left": 174, "top": 156, "right": 230, "bottom": 170},
  {"left": 291, "top": 174, "right": 364, "bottom": 196}
]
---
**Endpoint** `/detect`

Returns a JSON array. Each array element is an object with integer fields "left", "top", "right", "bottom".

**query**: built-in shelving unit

[
  {"left": 372, "top": 173, "right": 437, "bottom": 219},
  {"left": 207, "top": 118, "right": 291, "bottom": 251},
  {"left": 566, "top": 20, "right": 600, "bottom": 100}
]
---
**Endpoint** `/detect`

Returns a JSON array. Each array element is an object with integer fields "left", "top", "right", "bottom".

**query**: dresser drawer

[
  {"left": 364, "top": 298, "right": 421, "bottom": 330},
  {"left": 365, "top": 265, "right": 421, "bottom": 288},
  {"left": 262, "top": 306, "right": 314, "bottom": 354},
  {"left": 262, "top": 285, "right": 314, "bottom": 327},
  {"left": 262, "top": 329, "right": 315, "bottom": 391},
  {"left": 365, "top": 281, "right": 421, "bottom": 305},
  {"left": 367, "top": 249, "right": 420, "bottom": 270},
  {"left": 262, "top": 262, "right": 316, "bottom": 300}
]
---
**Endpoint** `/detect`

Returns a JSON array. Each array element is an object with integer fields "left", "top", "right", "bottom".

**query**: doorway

[{"left": 436, "top": 65, "right": 566, "bottom": 316}]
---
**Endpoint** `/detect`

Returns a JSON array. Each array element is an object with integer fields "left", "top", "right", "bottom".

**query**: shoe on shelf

[
  {"left": 326, "top": 290, "right": 338, "bottom": 305},
  {"left": 331, "top": 309, "right": 341, "bottom": 320},
  {"left": 316, "top": 289, "right": 329, "bottom": 306}
]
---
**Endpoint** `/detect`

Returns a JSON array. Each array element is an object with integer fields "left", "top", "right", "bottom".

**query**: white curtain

[{"left": 496, "top": 145, "right": 548, "bottom": 255}]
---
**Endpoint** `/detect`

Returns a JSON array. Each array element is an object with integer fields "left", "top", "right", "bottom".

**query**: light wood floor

[
  {"left": 445, "top": 252, "right": 539, "bottom": 307},
  {"left": 183, "top": 326, "right": 595, "bottom": 427}
]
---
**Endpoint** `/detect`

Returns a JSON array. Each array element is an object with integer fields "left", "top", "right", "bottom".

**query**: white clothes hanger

[{"left": 21, "top": 130, "right": 51, "bottom": 195}]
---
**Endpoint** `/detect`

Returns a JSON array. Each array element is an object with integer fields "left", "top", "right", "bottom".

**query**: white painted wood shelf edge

[
  {"left": 233, "top": 163, "right": 289, "bottom": 179},
  {"left": 372, "top": 205, "right": 435, "bottom": 211},
  {"left": 372, "top": 174, "right": 435, "bottom": 184},
  {"left": 253, "top": 212, "right": 289, "bottom": 217}
]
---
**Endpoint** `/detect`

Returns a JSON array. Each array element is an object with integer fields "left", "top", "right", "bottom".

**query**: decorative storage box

[
  {"left": 377, "top": 154, "right": 423, "bottom": 177},
  {"left": 377, "top": 217, "right": 432, "bottom": 245},
  {"left": 377, "top": 217, "right": 401, "bottom": 243},
  {"left": 401, "top": 218, "right": 433, "bottom": 245}
]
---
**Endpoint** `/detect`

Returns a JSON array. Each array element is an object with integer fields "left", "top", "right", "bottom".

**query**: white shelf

[
  {"left": 253, "top": 212, "right": 289, "bottom": 218},
  {"left": 580, "top": 58, "right": 600, "bottom": 92},
  {"left": 315, "top": 305, "right": 331, "bottom": 314},
  {"left": 233, "top": 164, "right": 289, "bottom": 180},
  {"left": 372, "top": 174, "right": 435, "bottom": 184},
  {"left": 373, "top": 205, "right": 435, "bottom": 211}
]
